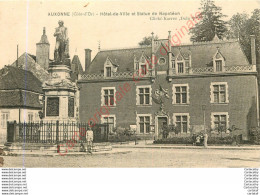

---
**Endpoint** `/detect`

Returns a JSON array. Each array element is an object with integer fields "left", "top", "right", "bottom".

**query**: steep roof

[
  {"left": 37, "top": 27, "right": 49, "bottom": 44},
  {"left": 0, "top": 66, "right": 43, "bottom": 93},
  {"left": 71, "top": 55, "right": 84, "bottom": 74},
  {"left": 71, "top": 55, "right": 84, "bottom": 82},
  {"left": 0, "top": 91, "right": 42, "bottom": 109},
  {"left": 85, "top": 39, "right": 249, "bottom": 74},
  {"left": 170, "top": 39, "right": 249, "bottom": 67},
  {"left": 11, "top": 52, "right": 50, "bottom": 82},
  {"left": 86, "top": 47, "right": 152, "bottom": 74}
]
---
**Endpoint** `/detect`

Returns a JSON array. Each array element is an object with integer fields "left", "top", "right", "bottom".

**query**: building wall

[
  {"left": 78, "top": 73, "right": 258, "bottom": 139},
  {"left": 0, "top": 108, "right": 41, "bottom": 144}
]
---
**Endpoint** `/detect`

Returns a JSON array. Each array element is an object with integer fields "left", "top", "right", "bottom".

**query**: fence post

[
  {"left": 14, "top": 120, "right": 17, "bottom": 142},
  {"left": 56, "top": 120, "right": 59, "bottom": 143}
]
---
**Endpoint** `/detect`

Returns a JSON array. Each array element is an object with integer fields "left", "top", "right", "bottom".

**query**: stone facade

[
  {"left": 78, "top": 33, "right": 259, "bottom": 140},
  {"left": 0, "top": 108, "right": 41, "bottom": 143},
  {"left": 0, "top": 66, "right": 43, "bottom": 144}
]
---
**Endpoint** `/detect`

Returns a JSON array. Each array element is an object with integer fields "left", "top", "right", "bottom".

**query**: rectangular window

[
  {"left": 103, "top": 116, "right": 115, "bottom": 133},
  {"left": 141, "top": 64, "right": 147, "bottom": 75},
  {"left": 68, "top": 97, "right": 75, "bottom": 117},
  {"left": 46, "top": 97, "right": 59, "bottom": 116},
  {"left": 212, "top": 113, "right": 228, "bottom": 131},
  {"left": 28, "top": 113, "right": 33, "bottom": 122},
  {"left": 102, "top": 88, "right": 115, "bottom": 106},
  {"left": 215, "top": 60, "right": 223, "bottom": 72},
  {"left": 212, "top": 84, "right": 227, "bottom": 103},
  {"left": 139, "top": 116, "right": 150, "bottom": 134},
  {"left": 137, "top": 86, "right": 151, "bottom": 105},
  {"left": 177, "top": 62, "right": 184, "bottom": 73},
  {"left": 174, "top": 114, "right": 189, "bottom": 133},
  {"left": 1, "top": 113, "right": 9, "bottom": 128},
  {"left": 173, "top": 84, "right": 189, "bottom": 104},
  {"left": 106, "top": 67, "right": 112, "bottom": 77}
]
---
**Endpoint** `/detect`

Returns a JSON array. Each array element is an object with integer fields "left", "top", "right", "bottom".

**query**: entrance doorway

[{"left": 157, "top": 117, "right": 168, "bottom": 137}]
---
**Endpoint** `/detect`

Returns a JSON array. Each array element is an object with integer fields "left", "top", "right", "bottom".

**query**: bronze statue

[{"left": 54, "top": 20, "right": 69, "bottom": 62}]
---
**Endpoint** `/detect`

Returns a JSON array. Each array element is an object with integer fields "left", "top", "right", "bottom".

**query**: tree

[
  {"left": 189, "top": 0, "right": 227, "bottom": 42},
  {"left": 225, "top": 9, "right": 260, "bottom": 64},
  {"left": 225, "top": 13, "right": 249, "bottom": 40},
  {"left": 225, "top": 13, "right": 251, "bottom": 63},
  {"left": 138, "top": 35, "right": 159, "bottom": 46},
  {"left": 248, "top": 9, "right": 260, "bottom": 64}
]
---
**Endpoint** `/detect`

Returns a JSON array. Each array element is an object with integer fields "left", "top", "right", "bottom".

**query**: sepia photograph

[{"left": 0, "top": 0, "right": 259, "bottom": 168}]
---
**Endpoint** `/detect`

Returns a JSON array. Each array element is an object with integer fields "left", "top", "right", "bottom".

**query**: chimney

[
  {"left": 151, "top": 32, "right": 155, "bottom": 77},
  {"left": 250, "top": 35, "right": 256, "bottom": 65},
  {"left": 151, "top": 32, "right": 155, "bottom": 54},
  {"left": 168, "top": 31, "right": 172, "bottom": 53},
  {"left": 85, "top": 49, "right": 92, "bottom": 71}
]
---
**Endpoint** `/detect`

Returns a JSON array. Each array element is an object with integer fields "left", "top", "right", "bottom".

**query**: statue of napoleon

[{"left": 54, "top": 20, "right": 70, "bottom": 62}]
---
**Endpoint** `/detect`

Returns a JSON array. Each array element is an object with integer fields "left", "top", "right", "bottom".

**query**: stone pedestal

[{"left": 42, "top": 63, "right": 78, "bottom": 122}]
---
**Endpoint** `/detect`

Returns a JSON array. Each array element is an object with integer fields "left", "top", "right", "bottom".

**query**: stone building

[
  {"left": 78, "top": 32, "right": 259, "bottom": 140},
  {"left": 0, "top": 66, "right": 43, "bottom": 143}
]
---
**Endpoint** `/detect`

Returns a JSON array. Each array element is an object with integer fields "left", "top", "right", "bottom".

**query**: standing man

[
  {"left": 204, "top": 132, "right": 208, "bottom": 148},
  {"left": 53, "top": 20, "right": 69, "bottom": 62},
  {"left": 86, "top": 128, "right": 94, "bottom": 154}
]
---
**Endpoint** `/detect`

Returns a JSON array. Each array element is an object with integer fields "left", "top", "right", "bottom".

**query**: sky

[{"left": 0, "top": 0, "right": 259, "bottom": 70}]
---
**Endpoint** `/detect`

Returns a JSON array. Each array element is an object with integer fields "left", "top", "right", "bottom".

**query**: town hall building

[{"left": 78, "top": 32, "right": 259, "bottom": 140}]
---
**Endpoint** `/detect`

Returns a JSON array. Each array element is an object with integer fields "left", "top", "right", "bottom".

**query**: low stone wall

[{"left": 3, "top": 142, "right": 112, "bottom": 155}]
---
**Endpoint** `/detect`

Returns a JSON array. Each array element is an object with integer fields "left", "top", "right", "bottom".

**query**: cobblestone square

[{"left": 3, "top": 148, "right": 260, "bottom": 168}]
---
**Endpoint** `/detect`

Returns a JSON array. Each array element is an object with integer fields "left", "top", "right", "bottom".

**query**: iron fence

[{"left": 7, "top": 121, "right": 109, "bottom": 143}]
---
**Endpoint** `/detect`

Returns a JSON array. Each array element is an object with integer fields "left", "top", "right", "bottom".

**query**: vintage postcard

[{"left": 0, "top": 0, "right": 259, "bottom": 168}]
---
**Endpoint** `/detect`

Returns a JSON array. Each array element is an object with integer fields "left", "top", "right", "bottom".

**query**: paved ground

[{"left": 2, "top": 147, "right": 260, "bottom": 167}]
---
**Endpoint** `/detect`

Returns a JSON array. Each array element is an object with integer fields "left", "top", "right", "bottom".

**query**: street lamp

[{"left": 202, "top": 105, "right": 208, "bottom": 148}]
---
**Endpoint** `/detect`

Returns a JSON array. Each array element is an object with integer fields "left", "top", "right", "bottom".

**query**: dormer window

[
  {"left": 136, "top": 53, "right": 149, "bottom": 76},
  {"left": 106, "top": 67, "right": 112, "bottom": 77},
  {"left": 177, "top": 62, "right": 184, "bottom": 73},
  {"left": 104, "top": 57, "right": 115, "bottom": 77},
  {"left": 213, "top": 48, "right": 225, "bottom": 72},
  {"left": 176, "top": 53, "right": 186, "bottom": 74},
  {"left": 215, "top": 60, "right": 223, "bottom": 72},
  {"left": 141, "top": 64, "right": 147, "bottom": 74}
]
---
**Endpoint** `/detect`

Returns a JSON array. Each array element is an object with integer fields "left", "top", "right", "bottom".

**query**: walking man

[{"left": 86, "top": 128, "right": 94, "bottom": 154}]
